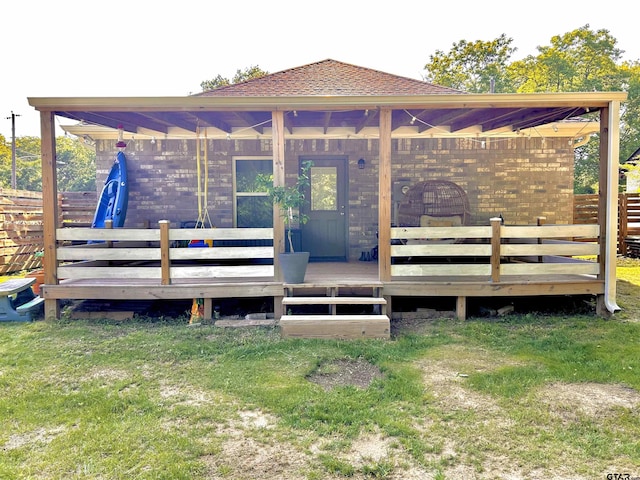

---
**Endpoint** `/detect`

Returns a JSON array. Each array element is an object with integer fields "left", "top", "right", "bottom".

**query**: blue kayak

[{"left": 91, "top": 151, "right": 129, "bottom": 228}]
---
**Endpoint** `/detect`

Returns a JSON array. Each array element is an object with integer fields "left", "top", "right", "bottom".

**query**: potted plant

[{"left": 257, "top": 160, "right": 313, "bottom": 283}]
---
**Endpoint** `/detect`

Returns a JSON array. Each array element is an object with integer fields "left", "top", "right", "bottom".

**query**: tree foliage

[
  {"left": 424, "top": 25, "right": 639, "bottom": 193},
  {"left": 55, "top": 136, "right": 96, "bottom": 191},
  {"left": 424, "top": 34, "right": 516, "bottom": 93},
  {"left": 619, "top": 61, "right": 640, "bottom": 162},
  {"left": 200, "top": 65, "right": 269, "bottom": 91},
  {"left": 508, "top": 25, "right": 624, "bottom": 93},
  {"left": 0, "top": 135, "right": 95, "bottom": 192}
]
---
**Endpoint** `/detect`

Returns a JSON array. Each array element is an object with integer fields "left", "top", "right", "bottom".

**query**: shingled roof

[{"left": 198, "top": 59, "right": 465, "bottom": 97}]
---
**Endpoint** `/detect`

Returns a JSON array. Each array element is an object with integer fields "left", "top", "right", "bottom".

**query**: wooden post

[
  {"left": 40, "top": 111, "right": 59, "bottom": 320},
  {"left": 618, "top": 193, "right": 627, "bottom": 255},
  {"left": 378, "top": 108, "right": 392, "bottom": 282},
  {"left": 456, "top": 296, "right": 466, "bottom": 321},
  {"left": 105, "top": 219, "right": 113, "bottom": 249},
  {"left": 159, "top": 220, "right": 171, "bottom": 285},
  {"left": 272, "top": 111, "right": 286, "bottom": 283},
  {"left": 203, "top": 299, "right": 212, "bottom": 322},
  {"left": 490, "top": 217, "right": 502, "bottom": 283},
  {"left": 537, "top": 216, "right": 546, "bottom": 263},
  {"left": 273, "top": 296, "right": 284, "bottom": 320}
]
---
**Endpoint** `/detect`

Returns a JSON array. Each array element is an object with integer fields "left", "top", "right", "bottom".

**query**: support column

[
  {"left": 159, "top": 220, "right": 171, "bottom": 285},
  {"left": 490, "top": 217, "right": 502, "bottom": 283},
  {"left": 40, "top": 111, "right": 59, "bottom": 320},
  {"left": 272, "top": 111, "right": 286, "bottom": 320},
  {"left": 378, "top": 109, "right": 392, "bottom": 283},
  {"left": 456, "top": 296, "right": 466, "bottom": 321},
  {"left": 272, "top": 111, "right": 286, "bottom": 281}
]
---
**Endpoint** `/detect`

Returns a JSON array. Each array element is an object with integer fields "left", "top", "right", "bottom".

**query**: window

[
  {"left": 310, "top": 166, "right": 338, "bottom": 211},
  {"left": 234, "top": 158, "right": 273, "bottom": 228}
]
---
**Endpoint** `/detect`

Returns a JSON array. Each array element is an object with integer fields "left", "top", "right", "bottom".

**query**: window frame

[{"left": 232, "top": 156, "right": 273, "bottom": 228}]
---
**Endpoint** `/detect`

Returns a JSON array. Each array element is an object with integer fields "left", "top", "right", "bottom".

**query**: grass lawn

[{"left": 1, "top": 260, "right": 639, "bottom": 479}]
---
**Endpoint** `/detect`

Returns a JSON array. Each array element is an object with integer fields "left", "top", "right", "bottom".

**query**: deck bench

[{"left": 16, "top": 296, "right": 46, "bottom": 315}]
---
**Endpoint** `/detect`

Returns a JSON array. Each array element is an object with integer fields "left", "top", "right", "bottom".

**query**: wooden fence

[
  {"left": 0, "top": 189, "right": 96, "bottom": 274},
  {"left": 573, "top": 193, "right": 640, "bottom": 255}
]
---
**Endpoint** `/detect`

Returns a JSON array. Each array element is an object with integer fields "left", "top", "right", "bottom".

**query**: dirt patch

[
  {"left": 417, "top": 344, "right": 522, "bottom": 414},
  {"left": 159, "top": 382, "right": 217, "bottom": 407},
  {"left": 537, "top": 382, "right": 640, "bottom": 421},
  {"left": 306, "top": 358, "right": 384, "bottom": 391},
  {"left": 202, "top": 435, "right": 310, "bottom": 479},
  {"left": 3, "top": 426, "right": 66, "bottom": 451}
]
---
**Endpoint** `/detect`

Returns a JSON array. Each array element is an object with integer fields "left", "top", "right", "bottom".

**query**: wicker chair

[{"left": 397, "top": 180, "right": 471, "bottom": 228}]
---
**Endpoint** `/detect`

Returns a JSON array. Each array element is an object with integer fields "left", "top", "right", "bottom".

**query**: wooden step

[
  {"left": 282, "top": 296, "right": 386, "bottom": 306},
  {"left": 279, "top": 314, "right": 390, "bottom": 339}
]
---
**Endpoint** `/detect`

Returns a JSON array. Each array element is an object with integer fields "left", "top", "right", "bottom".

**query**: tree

[
  {"left": 200, "top": 65, "right": 269, "bottom": 91},
  {"left": 0, "top": 136, "right": 42, "bottom": 190},
  {"left": 423, "top": 34, "right": 516, "bottom": 93},
  {"left": 0, "top": 135, "right": 95, "bottom": 191},
  {"left": 506, "top": 25, "right": 629, "bottom": 193},
  {"left": 424, "top": 25, "right": 635, "bottom": 193},
  {"left": 0, "top": 135, "right": 11, "bottom": 185},
  {"left": 618, "top": 61, "right": 640, "bottom": 163},
  {"left": 55, "top": 136, "right": 96, "bottom": 191},
  {"left": 508, "top": 25, "right": 624, "bottom": 93}
]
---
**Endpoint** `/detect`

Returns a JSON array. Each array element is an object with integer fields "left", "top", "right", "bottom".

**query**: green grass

[{"left": 1, "top": 262, "right": 640, "bottom": 478}]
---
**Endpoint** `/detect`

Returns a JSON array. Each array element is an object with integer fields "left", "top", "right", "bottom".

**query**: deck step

[
  {"left": 279, "top": 314, "right": 390, "bottom": 339},
  {"left": 282, "top": 296, "right": 386, "bottom": 306}
]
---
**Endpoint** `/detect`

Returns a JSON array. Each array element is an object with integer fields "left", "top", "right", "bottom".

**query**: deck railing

[
  {"left": 391, "top": 219, "right": 600, "bottom": 281},
  {"left": 55, "top": 223, "right": 274, "bottom": 283},
  {"left": 56, "top": 219, "right": 600, "bottom": 284}
]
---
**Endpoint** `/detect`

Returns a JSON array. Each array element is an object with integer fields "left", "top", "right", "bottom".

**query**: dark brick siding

[{"left": 96, "top": 136, "right": 574, "bottom": 261}]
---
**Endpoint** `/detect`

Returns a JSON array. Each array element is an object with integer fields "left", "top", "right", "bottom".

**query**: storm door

[{"left": 300, "top": 157, "right": 348, "bottom": 261}]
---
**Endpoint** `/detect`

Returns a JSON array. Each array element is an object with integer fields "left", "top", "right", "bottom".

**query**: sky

[{"left": 3, "top": 0, "right": 639, "bottom": 139}]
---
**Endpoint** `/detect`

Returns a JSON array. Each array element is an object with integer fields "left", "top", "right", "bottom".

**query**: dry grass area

[{"left": 194, "top": 330, "right": 639, "bottom": 479}]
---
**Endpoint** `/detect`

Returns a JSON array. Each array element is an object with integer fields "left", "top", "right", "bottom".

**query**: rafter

[
  {"left": 355, "top": 109, "right": 378, "bottom": 134},
  {"left": 191, "top": 112, "right": 232, "bottom": 133},
  {"left": 323, "top": 112, "right": 332, "bottom": 134},
  {"left": 233, "top": 112, "right": 268, "bottom": 134}
]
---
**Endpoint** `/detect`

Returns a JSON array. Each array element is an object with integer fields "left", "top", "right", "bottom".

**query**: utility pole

[{"left": 6, "top": 111, "right": 20, "bottom": 189}]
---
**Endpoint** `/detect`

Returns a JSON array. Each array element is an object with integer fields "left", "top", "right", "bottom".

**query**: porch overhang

[
  {"left": 30, "top": 89, "right": 628, "bottom": 320},
  {"left": 29, "top": 92, "right": 625, "bottom": 140}
]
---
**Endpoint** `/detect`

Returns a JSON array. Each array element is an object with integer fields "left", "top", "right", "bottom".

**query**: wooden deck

[
  {"left": 42, "top": 260, "right": 603, "bottom": 321},
  {"left": 42, "top": 222, "right": 608, "bottom": 325}
]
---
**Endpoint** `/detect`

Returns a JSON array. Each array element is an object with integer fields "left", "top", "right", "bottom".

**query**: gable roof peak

[{"left": 199, "top": 58, "right": 464, "bottom": 97}]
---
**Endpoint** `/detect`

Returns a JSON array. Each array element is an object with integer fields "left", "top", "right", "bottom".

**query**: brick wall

[{"left": 96, "top": 135, "right": 574, "bottom": 261}]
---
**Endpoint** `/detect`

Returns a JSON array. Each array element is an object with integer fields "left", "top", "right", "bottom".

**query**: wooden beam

[
  {"left": 322, "top": 112, "right": 332, "bottom": 134},
  {"left": 272, "top": 111, "right": 286, "bottom": 282},
  {"left": 192, "top": 112, "right": 232, "bottom": 133},
  {"left": 491, "top": 217, "right": 502, "bottom": 282},
  {"left": 456, "top": 296, "right": 466, "bottom": 320},
  {"left": 40, "top": 110, "right": 60, "bottom": 320},
  {"left": 355, "top": 109, "right": 377, "bottom": 134},
  {"left": 233, "top": 112, "right": 265, "bottom": 134},
  {"left": 598, "top": 107, "right": 609, "bottom": 281},
  {"left": 159, "top": 220, "right": 171, "bottom": 285},
  {"left": 378, "top": 108, "right": 392, "bottom": 282}
]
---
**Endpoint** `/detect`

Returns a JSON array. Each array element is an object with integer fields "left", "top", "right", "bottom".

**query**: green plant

[{"left": 256, "top": 160, "right": 313, "bottom": 253}]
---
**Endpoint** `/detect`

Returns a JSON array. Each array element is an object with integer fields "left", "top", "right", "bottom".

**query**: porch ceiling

[{"left": 29, "top": 92, "right": 627, "bottom": 139}]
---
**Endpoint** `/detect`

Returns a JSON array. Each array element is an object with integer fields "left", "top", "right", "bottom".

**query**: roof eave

[{"left": 29, "top": 91, "right": 628, "bottom": 112}]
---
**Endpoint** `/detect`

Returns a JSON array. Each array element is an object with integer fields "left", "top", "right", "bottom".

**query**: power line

[{"left": 5, "top": 111, "right": 20, "bottom": 189}]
